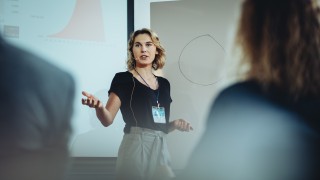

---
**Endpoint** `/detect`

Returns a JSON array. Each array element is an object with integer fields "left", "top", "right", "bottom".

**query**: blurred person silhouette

[
  {"left": 81, "top": 28, "right": 193, "bottom": 180},
  {"left": 0, "top": 35, "right": 75, "bottom": 180},
  {"left": 176, "top": 0, "right": 320, "bottom": 179}
]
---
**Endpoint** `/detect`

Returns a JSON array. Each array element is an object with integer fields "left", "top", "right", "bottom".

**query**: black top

[
  {"left": 108, "top": 71, "right": 172, "bottom": 133},
  {"left": 176, "top": 80, "right": 320, "bottom": 180}
]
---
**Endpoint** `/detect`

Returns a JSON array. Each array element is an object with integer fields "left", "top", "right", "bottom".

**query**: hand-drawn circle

[{"left": 178, "top": 34, "right": 225, "bottom": 86}]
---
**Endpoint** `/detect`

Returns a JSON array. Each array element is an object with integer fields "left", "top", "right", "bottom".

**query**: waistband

[{"left": 128, "top": 126, "right": 166, "bottom": 137}]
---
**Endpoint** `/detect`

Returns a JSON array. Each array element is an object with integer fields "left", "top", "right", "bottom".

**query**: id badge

[{"left": 152, "top": 106, "right": 166, "bottom": 123}]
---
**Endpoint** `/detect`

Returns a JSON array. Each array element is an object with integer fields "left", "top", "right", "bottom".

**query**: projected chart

[
  {"left": 0, "top": 0, "right": 128, "bottom": 158},
  {"left": 0, "top": 0, "right": 106, "bottom": 42},
  {"left": 0, "top": 0, "right": 20, "bottom": 38},
  {"left": 49, "top": 0, "right": 106, "bottom": 42}
]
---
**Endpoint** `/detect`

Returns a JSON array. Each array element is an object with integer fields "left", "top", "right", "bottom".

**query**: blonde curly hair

[{"left": 126, "top": 28, "right": 166, "bottom": 71}]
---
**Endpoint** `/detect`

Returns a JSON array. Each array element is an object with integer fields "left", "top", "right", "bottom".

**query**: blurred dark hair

[{"left": 236, "top": 0, "right": 320, "bottom": 100}]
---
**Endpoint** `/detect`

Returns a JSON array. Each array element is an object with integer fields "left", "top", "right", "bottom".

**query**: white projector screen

[{"left": 0, "top": 0, "right": 127, "bottom": 157}]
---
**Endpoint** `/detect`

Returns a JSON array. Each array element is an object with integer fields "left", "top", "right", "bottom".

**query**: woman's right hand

[{"left": 81, "top": 91, "right": 103, "bottom": 109}]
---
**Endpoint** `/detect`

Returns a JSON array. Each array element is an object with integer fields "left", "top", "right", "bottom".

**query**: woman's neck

[{"left": 134, "top": 67, "right": 154, "bottom": 78}]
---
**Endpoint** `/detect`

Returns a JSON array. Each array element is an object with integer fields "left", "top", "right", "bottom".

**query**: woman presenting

[{"left": 82, "top": 28, "right": 192, "bottom": 180}]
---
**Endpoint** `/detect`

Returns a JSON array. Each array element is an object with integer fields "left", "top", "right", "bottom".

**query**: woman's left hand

[{"left": 171, "top": 119, "right": 193, "bottom": 132}]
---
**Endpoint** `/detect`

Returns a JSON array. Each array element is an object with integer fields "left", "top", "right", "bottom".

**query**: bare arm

[{"left": 82, "top": 91, "right": 121, "bottom": 127}]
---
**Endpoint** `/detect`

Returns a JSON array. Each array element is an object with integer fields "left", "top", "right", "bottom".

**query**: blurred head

[
  {"left": 127, "top": 28, "right": 166, "bottom": 70},
  {"left": 236, "top": 0, "right": 320, "bottom": 99}
]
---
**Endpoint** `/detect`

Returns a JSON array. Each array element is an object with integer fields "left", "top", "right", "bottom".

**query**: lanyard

[{"left": 134, "top": 68, "right": 160, "bottom": 107}]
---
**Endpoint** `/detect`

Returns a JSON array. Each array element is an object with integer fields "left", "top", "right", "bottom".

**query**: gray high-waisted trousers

[{"left": 115, "top": 127, "right": 175, "bottom": 180}]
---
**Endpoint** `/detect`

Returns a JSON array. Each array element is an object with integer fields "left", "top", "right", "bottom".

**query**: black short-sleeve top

[{"left": 108, "top": 71, "right": 172, "bottom": 133}]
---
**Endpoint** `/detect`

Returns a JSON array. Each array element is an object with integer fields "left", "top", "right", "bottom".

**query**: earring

[
  {"left": 152, "top": 61, "right": 157, "bottom": 69},
  {"left": 132, "top": 61, "right": 136, "bottom": 68}
]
